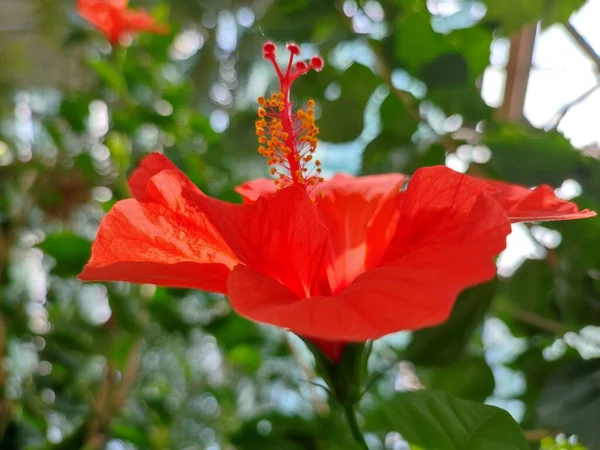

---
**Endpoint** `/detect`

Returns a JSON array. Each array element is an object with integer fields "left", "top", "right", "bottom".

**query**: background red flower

[{"left": 78, "top": 0, "right": 169, "bottom": 44}]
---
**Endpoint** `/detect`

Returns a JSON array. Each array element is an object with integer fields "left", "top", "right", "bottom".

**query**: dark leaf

[
  {"left": 38, "top": 232, "right": 91, "bottom": 278},
  {"left": 318, "top": 63, "right": 381, "bottom": 142},
  {"left": 485, "top": 124, "right": 582, "bottom": 186},
  {"left": 365, "top": 390, "right": 528, "bottom": 450},
  {"left": 537, "top": 360, "right": 600, "bottom": 448},
  {"left": 404, "top": 281, "right": 499, "bottom": 366},
  {"left": 420, "top": 356, "right": 496, "bottom": 402}
]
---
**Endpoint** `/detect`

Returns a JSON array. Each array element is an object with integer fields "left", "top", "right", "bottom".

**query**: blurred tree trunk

[{"left": 497, "top": 26, "right": 536, "bottom": 123}]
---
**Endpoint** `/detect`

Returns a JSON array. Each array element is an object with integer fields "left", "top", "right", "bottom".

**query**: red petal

[
  {"left": 228, "top": 167, "right": 511, "bottom": 341},
  {"left": 228, "top": 235, "right": 493, "bottom": 341},
  {"left": 78, "top": 0, "right": 167, "bottom": 42},
  {"left": 122, "top": 9, "right": 170, "bottom": 34},
  {"left": 77, "top": 0, "right": 123, "bottom": 42},
  {"left": 80, "top": 169, "right": 238, "bottom": 293},
  {"left": 382, "top": 166, "right": 500, "bottom": 261},
  {"left": 483, "top": 179, "right": 596, "bottom": 223},
  {"left": 234, "top": 178, "right": 278, "bottom": 203},
  {"left": 78, "top": 2, "right": 111, "bottom": 29},
  {"left": 79, "top": 199, "right": 238, "bottom": 292},
  {"left": 85, "top": 153, "right": 329, "bottom": 298},
  {"left": 197, "top": 186, "right": 330, "bottom": 298},
  {"left": 314, "top": 173, "right": 406, "bottom": 294},
  {"left": 128, "top": 153, "right": 179, "bottom": 200}
]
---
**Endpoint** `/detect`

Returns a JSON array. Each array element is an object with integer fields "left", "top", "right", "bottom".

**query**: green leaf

[
  {"left": 421, "top": 26, "right": 493, "bottom": 120},
  {"left": 365, "top": 390, "right": 528, "bottom": 450},
  {"left": 147, "top": 289, "right": 192, "bottom": 336},
  {"left": 537, "top": 360, "right": 600, "bottom": 448},
  {"left": 509, "top": 346, "right": 581, "bottom": 430},
  {"left": 543, "top": 0, "right": 586, "bottom": 27},
  {"left": 257, "top": 0, "right": 349, "bottom": 43},
  {"left": 553, "top": 195, "right": 600, "bottom": 270},
  {"left": 362, "top": 131, "right": 409, "bottom": 174},
  {"left": 204, "top": 314, "right": 262, "bottom": 350},
  {"left": 229, "top": 413, "right": 363, "bottom": 450},
  {"left": 420, "top": 53, "right": 468, "bottom": 88},
  {"left": 362, "top": 93, "right": 441, "bottom": 175},
  {"left": 59, "top": 94, "right": 91, "bottom": 133},
  {"left": 427, "top": 82, "right": 492, "bottom": 121},
  {"left": 392, "top": 10, "right": 493, "bottom": 120},
  {"left": 105, "top": 131, "right": 131, "bottom": 172},
  {"left": 228, "top": 344, "right": 262, "bottom": 373},
  {"left": 379, "top": 94, "right": 419, "bottom": 137},
  {"left": 421, "top": 356, "right": 495, "bottom": 402},
  {"left": 448, "top": 27, "right": 495, "bottom": 79},
  {"left": 38, "top": 232, "right": 91, "bottom": 278},
  {"left": 484, "top": 124, "right": 582, "bottom": 186},
  {"left": 504, "top": 260, "right": 558, "bottom": 330},
  {"left": 395, "top": 11, "right": 451, "bottom": 72},
  {"left": 482, "top": 0, "right": 585, "bottom": 34},
  {"left": 86, "top": 58, "right": 127, "bottom": 95},
  {"left": 110, "top": 421, "right": 150, "bottom": 448},
  {"left": 404, "top": 281, "right": 499, "bottom": 366},
  {"left": 482, "top": 0, "right": 545, "bottom": 33},
  {"left": 318, "top": 63, "right": 380, "bottom": 142}
]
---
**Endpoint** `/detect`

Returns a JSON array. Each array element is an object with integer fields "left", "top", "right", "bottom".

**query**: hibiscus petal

[
  {"left": 234, "top": 178, "right": 278, "bottom": 203},
  {"left": 483, "top": 179, "right": 596, "bottom": 222},
  {"left": 227, "top": 249, "right": 469, "bottom": 342},
  {"left": 123, "top": 9, "right": 170, "bottom": 34},
  {"left": 195, "top": 184, "right": 330, "bottom": 298},
  {"left": 128, "top": 153, "right": 179, "bottom": 200},
  {"left": 228, "top": 167, "right": 511, "bottom": 341},
  {"left": 80, "top": 166, "right": 238, "bottom": 293},
  {"left": 313, "top": 173, "right": 406, "bottom": 294},
  {"left": 382, "top": 166, "right": 500, "bottom": 260},
  {"left": 78, "top": 1, "right": 113, "bottom": 34},
  {"left": 77, "top": 0, "right": 167, "bottom": 43},
  {"left": 85, "top": 150, "right": 330, "bottom": 298},
  {"left": 228, "top": 224, "right": 496, "bottom": 341},
  {"left": 78, "top": 0, "right": 125, "bottom": 43},
  {"left": 79, "top": 198, "right": 238, "bottom": 293}
]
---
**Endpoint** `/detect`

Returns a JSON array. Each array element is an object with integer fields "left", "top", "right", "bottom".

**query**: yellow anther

[{"left": 255, "top": 91, "right": 322, "bottom": 191}]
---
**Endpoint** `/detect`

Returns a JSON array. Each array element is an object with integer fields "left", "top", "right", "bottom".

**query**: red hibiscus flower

[
  {"left": 79, "top": 43, "right": 593, "bottom": 362},
  {"left": 78, "top": 0, "right": 169, "bottom": 45},
  {"left": 481, "top": 178, "right": 595, "bottom": 223}
]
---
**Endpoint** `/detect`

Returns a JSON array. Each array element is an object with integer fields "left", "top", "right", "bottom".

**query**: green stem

[{"left": 342, "top": 403, "right": 368, "bottom": 449}]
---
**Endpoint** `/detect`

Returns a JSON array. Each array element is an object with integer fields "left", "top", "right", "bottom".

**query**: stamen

[{"left": 255, "top": 41, "right": 325, "bottom": 191}]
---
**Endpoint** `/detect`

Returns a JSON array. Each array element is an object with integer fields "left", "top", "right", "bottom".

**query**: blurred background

[{"left": 1, "top": 0, "right": 600, "bottom": 449}]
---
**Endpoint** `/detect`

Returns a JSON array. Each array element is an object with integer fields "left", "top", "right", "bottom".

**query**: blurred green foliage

[{"left": 0, "top": 0, "right": 598, "bottom": 449}]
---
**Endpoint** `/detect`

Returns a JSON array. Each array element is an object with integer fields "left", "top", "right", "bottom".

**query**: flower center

[{"left": 255, "top": 42, "right": 325, "bottom": 191}]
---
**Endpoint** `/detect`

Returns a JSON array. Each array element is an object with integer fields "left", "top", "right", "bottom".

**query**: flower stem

[{"left": 342, "top": 403, "right": 369, "bottom": 449}]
